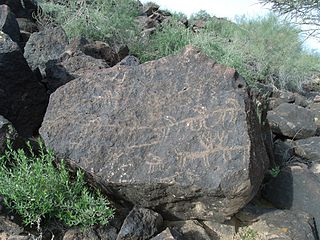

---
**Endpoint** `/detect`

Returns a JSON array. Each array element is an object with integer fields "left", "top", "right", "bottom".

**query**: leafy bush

[
  {"left": 36, "top": 0, "right": 141, "bottom": 45},
  {"left": 0, "top": 140, "right": 114, "bottom": 228},
  {"left": 133, "top": 13, "right": 320, "bottom": 91}
]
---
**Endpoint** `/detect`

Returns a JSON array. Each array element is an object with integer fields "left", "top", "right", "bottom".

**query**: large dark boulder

[
  {"left": 40, "top": 46, "right": 269, "bottom": 221},
  {"left": 267, "top": 103, "right": 317, "bottom": 139},
  {"left": 0, "top": 5, "right": 21, "bottom": 45},
  {"left": 0, "top": 31, "right": 48, "bottom": 137},
  {"left": 24, "top": 26, "right": 68, "bottom": 75},
  {"left": 262, "top": 164, "right": 320, "bottom": 234}
]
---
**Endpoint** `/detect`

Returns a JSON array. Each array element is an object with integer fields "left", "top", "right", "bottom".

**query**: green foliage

[
  {"left": 36, "top": 0, "right": 140, "bottom": 45},
  {"left": 269, "top": 166, "right": 281, "bottom": 178},
  {"left": 239, "top": 227, "right": 258, "bottom": 240},
  {"left": 133, "top": 13, "right": 320, "bottom": 91},
  {"left": 0, "top": 140, "right": 114, "bottom": 228}
]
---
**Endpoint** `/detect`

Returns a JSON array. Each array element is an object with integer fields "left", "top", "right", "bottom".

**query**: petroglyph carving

[{"left": 146, "top": 153, "right": 165, "bottom": 174}]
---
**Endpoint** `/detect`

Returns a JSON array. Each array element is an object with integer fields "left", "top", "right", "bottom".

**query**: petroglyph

[{"left": 146, "top": 153, "right": 165, "bottom": 174}]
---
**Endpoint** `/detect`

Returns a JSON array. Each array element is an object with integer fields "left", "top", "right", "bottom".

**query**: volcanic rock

[{"left": 40, "top": 46, "right": 269, "bottom": 221}]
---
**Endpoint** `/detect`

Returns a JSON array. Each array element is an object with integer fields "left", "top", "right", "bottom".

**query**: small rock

[
  {"left": 116, "top": 207, "right": 163, "bottom": 240},
  {"left": 166, "top": 220, "right": 214, "bottom": 240},
  {"left": 150, "top": 228, "right": 175, "bottom": 240},
  {"left": 314, "top": 95, "right": 320, "bottom": 103},
  {"left": 267, "top": 103, "right": 317, "bottom": 139},
  {"left": 16, "top": 18, "right": 38, "bottom": 33},
  {"left": 143, "top": 2, "right": 160, "bottom": 16},
  {"left": 0, "top": 116, "right": 17, "bottom": 154},
  {"left": 117, "top": 55, "right": 140, "bottom": 66},
  {"left": 294, "top": 137, "right": 320, "bottom": 162},
  {"left": 82, "top": 41, "right": 118, "bottom": 66},
  {"left": 203, "top": 220, "right": 236, "bottom": 240},
  {"left": 24, "top": 26, "right": 68, "bottom": 76}
]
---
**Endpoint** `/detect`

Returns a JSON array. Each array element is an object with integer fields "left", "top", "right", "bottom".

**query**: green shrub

[
  {"left": 133, "top": 13, "right": 320, "bottom": 91},
  {"left": 36, "top": 0, "right": 141, "bottom": 45},
  {"left": 0, "top": 140, "right": 114, "bottom": 228}
]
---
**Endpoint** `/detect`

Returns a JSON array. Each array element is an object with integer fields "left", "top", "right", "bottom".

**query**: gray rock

[
  {"left": 166, "top": 220, "right": 214, "bottom": 240},
  {"left": 202, "top": 220, "right": 236, "bottom": 240},
  {"left": 63, "top": 225, "right": 118, "bottom": 240},
  {"left": 235, "top": 205, "right": 318, "bottom": 240},
  {"left": 16, "top": 18, "right": 38, "bottom": 33},
  {"left": 116, "top": 207, "right": 163, "bottom": 240},
  {"left": 0, "top": 5, "right": 21, "bottom": 45},
  {"left": 274, "top": 139, "right": 294, "bottom": 166},
  {"left": 294, "top": 137, "right": 320, "bottom": 162},
  {"left": 0, "top": 215, "right": 35, "bottom": 240},
  {"left": 309, "top": 102, "right": 320, "bottom": 136},
  {"left": 45, "top": 51, "right": 109, "bottom": 93},
  {"left": 143, "top": 2, "right": 160, "bottom": 16},
  {"left": 117, "top": 55, "right": 140, "bottom": 66},
  {"left": 267, "top": 103, "right": 317, "bottom": 139},
  {"left": 0, "top": 115, "right": 17, "bottom": 154},
  {"left": 24, "top": 26, "right": 68, "bottom": 75},
  {"left": 40, "top": 46, "right": 269, "bottom": 221},
  {"left": 262, "top": 164, "right": 320, "bottom": 234},
  {"left": 0, "top": 31, "right": 48, "bottom": 137},
  {"left": 150, "top": 228, "right": 175, "bottom": 240}
]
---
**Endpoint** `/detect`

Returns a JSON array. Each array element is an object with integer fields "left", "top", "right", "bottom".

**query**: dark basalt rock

[
  {"left": 294, "top": 137, "right": 320, "bottom": 162},
  {"left": 0, "top": 31, "right": 48, "bottom": 137},
  {"left": 151, "top": 228, "right": 175, "bottom": 240},
  {"left": 24, "top": 26, "right": 68, "bottom": 76},
  {"left": 40, "top": 46, "right": 269, "bottom": 221},
  {"left": 262, "top": 164, "right": 320, "bottom": 234},
  {"left": 267, "top": 103, "right": 317, "bottom": 139},
  {"left": 0, "top": 0, "right": 38, "bottom": 19},
  {"left": 116, "top": 207, "right": 163, "bottom": 240},
  {"left": 0, "top": 5, "right": 21, "bottom": 45}
]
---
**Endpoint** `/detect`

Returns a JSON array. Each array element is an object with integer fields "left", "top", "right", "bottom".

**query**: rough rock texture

[
  {"left": 24, "top": 26, "right": 68, "bottom": 75},
  {"left": 0, "top": 215, "right": 35, "bottom": 240},
  {"left": 151, "top": 228, "right": 175, "bottom": 240},
  {"left": 0, "top": 115, "right": 17, "bottom": 154},
  {"left": 0, "top": 31, "right": 48, "bottom": 137},
  {"left": 235, "top": 205, "right": 319, "bottom": 240},
  {"left": 45, "top": 51, "right": 109, "bottom": 93},
  {"left": 0, "top": 4, "right": 21, "bottom": 45},
  {"left": 40, "top": 46, "right": 269, "bottom": 221},
  {"left": 82, "top": 41, "right": 118, "bottom": 66},
  {"left": 202, "top": 220, "right": 236, "bottom": 240},
  {"left": 117, "top": 55, "right": 140, "bottom": 66},
  {"left": 0, "top": 0, "right": 38, "bottom": 19},
  {"left": 294, "top": 137, "right": 320, "bottom": 162},
  {"left": 309, "top": 102, "right": 320, "bottom": 135},
  {"left": 262, "top": 164, "right": 320, "bottom": 234},
  {"left": 273, "top": 139, "right": 294, "bottom": 166},
  {"left": 267, "top": 103, "right": 317, "bottom": 139},
  {"left": 16, "top": 18, "right": 38, "bottom": 33},
  {"left": 116, "top": 207, "right": 163, "bottom": 240},
  {"left": 166, "top": 220, "right": 214, "bottom": 240},
  {"left": 63, "top": 226, "right": 117, "bottom": 240}
]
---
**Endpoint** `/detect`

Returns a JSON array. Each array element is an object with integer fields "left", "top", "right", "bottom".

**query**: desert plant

[
  {"left": 0, "top": 140, "right": 114, "bottom": 228},
  {"left": 36, "top": 0, "right": 141, "bottom": 45}
]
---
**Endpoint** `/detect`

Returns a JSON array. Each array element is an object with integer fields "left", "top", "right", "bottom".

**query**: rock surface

[
  {"left": 0, "top": 116, "right": 16, "bottom": 154},
  {"left": 262, "top": 164, "right": 320, "bottom": 234},
  {"left": 0, "top": 0, "right": 38, "bottom": 19},
  {"left": 0, "top": 4, "right": 21, "bottom": 45},
  {"left": 0, "top": 31, "right": 48, "bottom": 137},
  {"left": 267, "top": 103, "right": 317, "bottom": 139},
  {"left": 116, "top": 207, "right": 163, "bottom": 240},
  {"left": 294, "top": 137, "right": 320, "bottom": 162},
  {"left": 24, "top": 26, "right": 68, "bottom": 75},
  {"left": 40, "top": 46, "right": 269, "bottom": 221},
  {"left": 151, "top": 228, "right": 175, "bottom": 240},
  {"left": 166, "top": 220, "right": 213, "bottom": 240},
  {"left": 235, "top": 205, "right": 319, "bottom": 240},
  {"left": 45, "top": 51, "right": 109, "bottom": 92}
]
